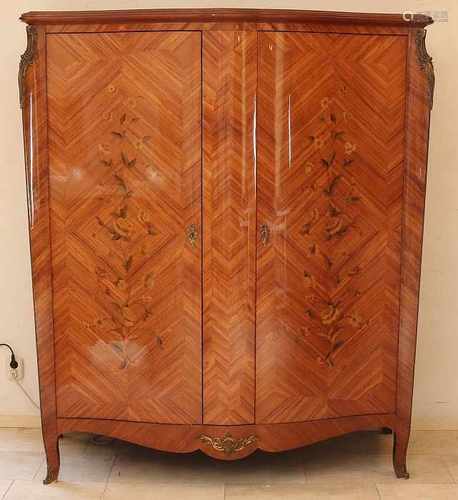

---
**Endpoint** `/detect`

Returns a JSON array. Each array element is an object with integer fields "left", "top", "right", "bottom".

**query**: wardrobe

[{"left": 19, "top": 9, "right": 434, "bottom": 483}]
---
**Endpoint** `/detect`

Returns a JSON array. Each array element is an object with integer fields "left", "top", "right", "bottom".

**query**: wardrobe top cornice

[{"left": 20, "top": 8, "right": 433, "bottom": 27}]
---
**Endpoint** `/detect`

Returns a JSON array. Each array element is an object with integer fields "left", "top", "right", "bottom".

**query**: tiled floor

[{"left": 0, "top": 429, "right": 458, "bottom": 499}]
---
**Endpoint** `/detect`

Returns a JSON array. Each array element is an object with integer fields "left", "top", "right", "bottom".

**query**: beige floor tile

[
  {"left": 440, "top": 454, "right": 458, "bottom": 482},
  {"left": 84, "top": 437, "right": 117, "bottom": 460},
  {"left": 109, "top": 449, "right": 305, "bottom": 486},
  {"left": 59, "top": 434, "right": 93, "bottom": 459},
  {"left": 103, "top": 482, "right": 224, "bottom": 500},
  {"left": 376, "top": 482, "right": 458, "bottom": 499},
  {"left": 3, "top": 429, "right": 458, "bottom": 499},
  {"left": 113, "top": 438, "right": 144, "bottom": 455},
  {"left": 409, "top": 431, "right": 458, "bottom": 456},
  {"left": 304, "top": 453, "right": 454, "bottom": 485},
  {"left": 225, "top": 483, "right": 380, "bottom": 499},
  {"left": 0, "top": 429, "right": 44, "bottom": 453},
  {"left": 218, "top": 452, "right": 307, "bottom": 485},
  {"left": 108, "top": 450, "right": 209, "bottom": 486},
  {"left": 35, "top": 454, "right": 115, "bottom": 483},
  {"left": 61, "top": 436, "right": 117, "bottom": 463},
  {"left": 0, "top": 452, "right": 44, "bottom": 481},
  {"left": 3, "top": 480, "right": 105, "bottom": 499},
  {"left": 0, "top": 480, "right": 13, "bottom": 498},
  {"left": 289, "top": 431, "right": 393, "bottom": 460}
]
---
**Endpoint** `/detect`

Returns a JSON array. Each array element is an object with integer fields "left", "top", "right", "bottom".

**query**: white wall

[{"left": 0, "top": 0, "right": 455, "bottom": 429}]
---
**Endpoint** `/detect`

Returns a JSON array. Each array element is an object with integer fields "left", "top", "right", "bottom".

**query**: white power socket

[{"left": 7, "top": 358, "right": 24, "bottom": 382}]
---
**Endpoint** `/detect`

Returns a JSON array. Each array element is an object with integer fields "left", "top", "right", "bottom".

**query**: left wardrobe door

[{"left": 47, "top": 32, "right": 202, "bottom": 424}]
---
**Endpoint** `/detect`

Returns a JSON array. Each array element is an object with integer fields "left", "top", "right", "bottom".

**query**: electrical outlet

[{"left": 7, "top": 358, "right": 24, "bottom": 382}]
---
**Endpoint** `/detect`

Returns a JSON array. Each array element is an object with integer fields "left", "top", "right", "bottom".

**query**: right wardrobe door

[{"left": 256, "top": 32, "right": 407, "bottom": 424}]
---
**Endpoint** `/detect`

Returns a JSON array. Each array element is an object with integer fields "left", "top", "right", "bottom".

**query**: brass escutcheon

[
  {"left": 260, "top": 223, "right": 270, "bottom": 246},
  {"left": 186, "top": 224, "right": 198, "bottom": 247}
]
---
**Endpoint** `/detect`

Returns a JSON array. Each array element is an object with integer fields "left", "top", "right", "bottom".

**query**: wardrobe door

[
  {"left": 47, "top": 32, "right": 202, "bottom": 424},
  {"left": 256, "top": 32, "right": 406, "bottom": 423},
  {"left": 202, "top": 31, "right": 257, "bottom": 424}
]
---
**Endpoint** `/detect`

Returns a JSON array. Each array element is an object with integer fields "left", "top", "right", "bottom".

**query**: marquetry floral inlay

[
  {"left": 301, "top": 92, "right": 370, "bottom": 367},
  {"left": 84, "top": 99, "right": 163, "bottom": 369}
]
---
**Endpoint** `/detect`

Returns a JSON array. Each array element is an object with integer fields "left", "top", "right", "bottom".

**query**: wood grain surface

[
  {"left": 57, "top": 413, "right": 398, "bottom": 460},
  {"left": 393, "top": 27, "right": 434, "bottom": 479},
  {"left": 42, "top": 23, "right": 417, "bottom": 36},
  {"left": 21, "top": 8, "right": 433, "bottom": 27},
  {"left": 47, "top": 31, "right": 202, "bottom": 424},
  {"left": 256, "top": 32, "right": 406, "bottom": 424},
  {"left": 19, "top": 9, "right": 433, "bottom": 483},
  {"left": 21, "top": 26, "right": 61, "bottom": 484},
  {"left": 202, "top": 31, "right": 257, "bottom": 425}
]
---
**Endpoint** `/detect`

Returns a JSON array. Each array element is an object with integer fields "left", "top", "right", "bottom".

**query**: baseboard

[
  {"left": 0, "top": 415, "right": 41, "bottom": 428},
  {"left": 412, "top": 419, "right": 458, "bottom": 431}
]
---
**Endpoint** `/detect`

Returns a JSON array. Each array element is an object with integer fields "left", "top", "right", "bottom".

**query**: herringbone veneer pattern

[
  {"left": 203, "top": 31, "right": 257, "bottom": 424},
  {"left": 47, "top": 32, "right": 202, "bottom": 424},
  {"left": 256, "top": 32, "right": 407, "bottom": 423}
]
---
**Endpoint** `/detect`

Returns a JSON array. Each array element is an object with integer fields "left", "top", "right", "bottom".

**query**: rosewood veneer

[{"left": 19, "top": 8, "right": 434, "bottom": 483}]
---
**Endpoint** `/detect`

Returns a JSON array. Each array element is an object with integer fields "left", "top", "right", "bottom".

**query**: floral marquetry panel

[
  {"left": 256, "top": 32, "right": 406, "bottom": 423},
  {"left": 47, "top": 32, "right": 202, "bottom": 424}
]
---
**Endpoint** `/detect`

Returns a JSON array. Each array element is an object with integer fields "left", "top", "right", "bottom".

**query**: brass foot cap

[
  {"left": 395, "top": 468, "right": 410, "bottom": 479},
  {"left": 43, "top": 470, "right": 58, "bottom": 485}
]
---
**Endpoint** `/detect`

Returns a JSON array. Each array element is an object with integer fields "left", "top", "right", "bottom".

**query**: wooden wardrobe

[{"left": 19, "top": 9, "right": 434, "bottom": 484}]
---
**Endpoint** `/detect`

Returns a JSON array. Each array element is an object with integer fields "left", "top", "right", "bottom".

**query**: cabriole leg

[
  {"left": 393, "top": 430, "right": 410, "bottom": 479},
  {"left": 43, "top": 431, "right": 60, "bottom": 484}
]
